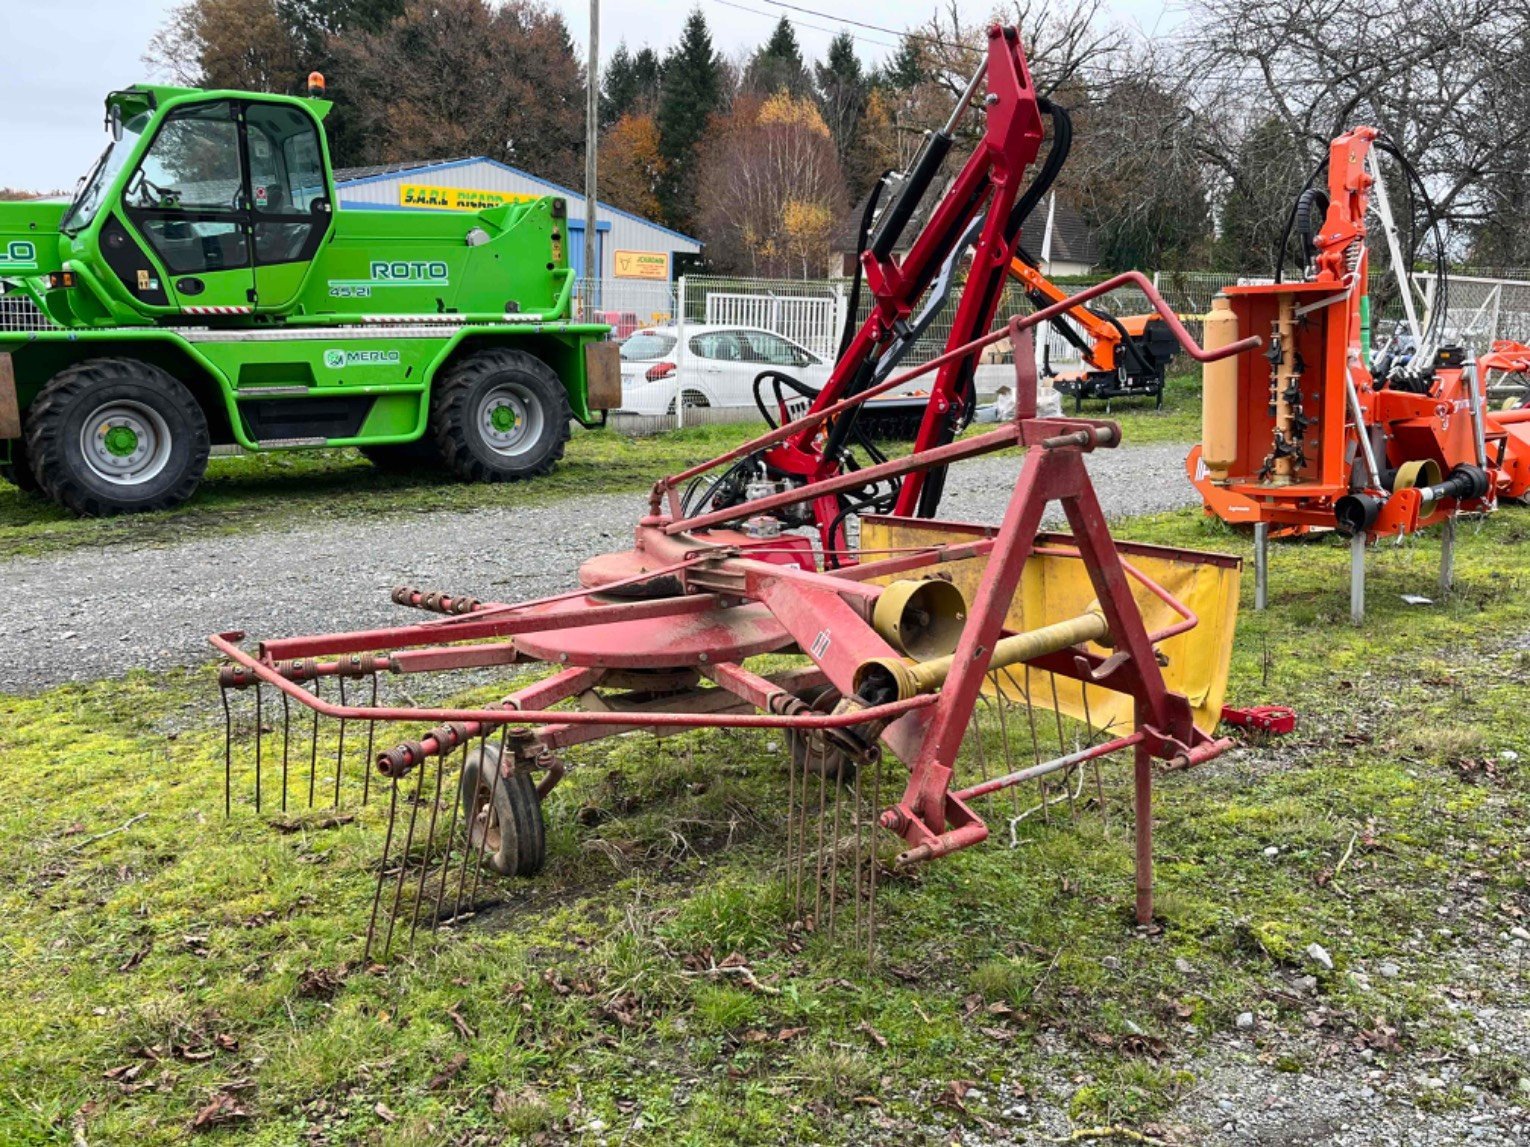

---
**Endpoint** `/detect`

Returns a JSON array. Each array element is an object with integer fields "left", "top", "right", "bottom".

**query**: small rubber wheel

[
  {"left": 1, "top": 435, "right": 43, "bottom": 495},
  {"left": 359, "top": 438, "right": 442, "bottom": 474},
  {"left": 430, "top": 348, "right": 571, "bottom": 482},
  {"left": 460, "top": 742, "right": 545, "bottom": 877},
  {"left": 24, "top": 357, "right": 209, "bottom": 516}
]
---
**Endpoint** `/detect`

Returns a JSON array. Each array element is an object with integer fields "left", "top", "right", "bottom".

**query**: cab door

[
  {"left": 245, "top": 101, "right": 333, "bottom": 312},
  {"left": 116, "top": 99, "right": 255, "bottom": 312}
]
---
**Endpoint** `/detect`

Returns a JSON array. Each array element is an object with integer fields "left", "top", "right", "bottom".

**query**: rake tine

[
  {"left": 1081, "top": 683, "right": 1109, "bottom": 836},
  {"left": 785, "top": 729, "right": 797, "bottom": 922},
  {"left": 867, "top": 747, "right": 881, "bottom": 968},
  {"left": 334, "top": 677, "right": 348, "bottom": 809},
  {"left": 433, "top": 741, "right": 469, "bottom": 932},
  {"left": 813, "top": 738, "right": 828, "bottom": 932},
  {"left": 969, "top": 701, "right": 990, "bottom": 783},
  {"left": 362, "top": 675, "right": 379, "bottom": 807},
  {"left": 852, "top": 745, "right": 864, "bottom": 950},
  {"left": 1047, "top": 673, "right": 1078, "bottom": 824},
  {"left": 254, "top": 684, "right": 264, "bottom": 814},
  {"left": 467, "top": 726, "right": 511, "bottom": 916},
  {"left": 990, "top": 671, "right": 1022, "bottom": 819},
  {"left": 1020, "top": 665, "right": 1049, "bottom": 826},
  {"left": 452, "top": 731, "right": 489, "bottom": 925},
  {"left": 219, "top": 685, "right": 233, "bottom": 820},
  {"left": 280, "top": 690, "right": 291, "bottom": 814},
  {"left": 793, "top": 732, "right": 809, "bottom": 923},
  {"left": 383, "top": 758, "right": 427, "bottom": 960},
  {"left": 409, "top": 747, "right": 449, "bottom": 947},
  {"left": 364, "top": 776, "right": 401, "bottom": 963},
  {"left": 827, "top": 743, "right": 843, "bottom": 941},
  {"left": 308, "top": 679, "right": 321, "bottom": 810}
]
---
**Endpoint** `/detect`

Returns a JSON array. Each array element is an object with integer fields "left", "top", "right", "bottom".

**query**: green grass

[
  {"left": 2, "top": 501, "right": 1527, "bottom": 1144},
  {"left": 0, "top": 371, "right": 1204, "bottom": 559}
]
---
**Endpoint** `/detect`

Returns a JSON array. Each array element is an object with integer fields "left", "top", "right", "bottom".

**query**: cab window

[
  {"left": 246, "top": 102, "right": 328, "bottom": 266},
  {"left": 126, "top": 101, "right": 243, "bottom": 213}
]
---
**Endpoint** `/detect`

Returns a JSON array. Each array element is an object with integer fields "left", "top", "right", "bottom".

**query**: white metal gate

[{"left": 702, "top": 290, "right": 844, "bottom": 359}]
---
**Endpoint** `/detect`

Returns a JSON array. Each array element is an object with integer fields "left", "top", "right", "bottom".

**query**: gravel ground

[{"left": 0, "top": 442, "right": 1197, "bottom": 694}]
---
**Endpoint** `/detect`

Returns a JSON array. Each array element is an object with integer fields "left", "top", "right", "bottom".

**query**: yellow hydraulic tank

[{"left": 1201, "top": 295, "right": 1241, "bottom": 480}]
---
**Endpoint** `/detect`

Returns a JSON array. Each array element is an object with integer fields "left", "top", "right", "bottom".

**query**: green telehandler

[{"left": 0, "top": 78, "right": 617, "bottom": 515}]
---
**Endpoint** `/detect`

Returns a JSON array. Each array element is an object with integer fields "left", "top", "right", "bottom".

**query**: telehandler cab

[{"left": 0, "top": 78, "right": 616, "bottom": 515}]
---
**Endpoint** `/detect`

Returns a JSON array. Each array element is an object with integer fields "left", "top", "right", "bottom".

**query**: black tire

[
  {"left": 430, "top": 348, "right": 571, "bottom": 482},
  {"left": 460, "top": 742, "right": 546, "bottom": 877},
  {"left": 1, "top": 435, "right": 43, "bottom": 495},
  {"left": 25, "top": 358, "right": 210, "bottom": 516},
  {"left": 664, "top": 390, "right": 710, "bottom": 417},
  {"left": 359, "top": 438, "right": 443, "bottom": 474}
]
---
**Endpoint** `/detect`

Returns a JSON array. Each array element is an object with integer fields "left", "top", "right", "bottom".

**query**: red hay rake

[{"left": 213, "top": 286, "right": 1259, "bottom": 961}]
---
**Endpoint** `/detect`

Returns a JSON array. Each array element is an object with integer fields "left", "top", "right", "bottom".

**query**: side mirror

[{"left": 108, "top": 105, "right": 123, "bottom": 142}]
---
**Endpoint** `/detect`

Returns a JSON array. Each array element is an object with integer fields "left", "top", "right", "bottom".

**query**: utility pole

[{"left": 584, "top": 0, "right": 599, "bottom": 306}]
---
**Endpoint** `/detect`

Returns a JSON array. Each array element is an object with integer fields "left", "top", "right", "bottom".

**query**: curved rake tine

[
  {"left": 219, "top": 685, "right": 233, "bottom": 820},
  {"left": 408, "top": 747, "right": 449, "bottom": 947},
  {"left": 254, "top": 684, "right": 264, "bottom": 814},
  {"left": 867, "top": 747, "right": 882, "bottom": 968},
  {"left": 467, "top": 726, "right": 511, "bottom": 916},
  {"left": 433, "top": 741, "right": 470, "bottom": 932},
  {"left": 280, "top": 690, "right": 291, "bottom": 814},
  {"left": 362, "top": 675, "right": 379, "bottom": 807},
  {"left": 828, "top": 741, "right": 843, "bottom": 940},
  {"left": 334, "top": 677, "right": 348, "bottom": 809},
  {"left": 1047, "top": 673, "right": 1077, "bottom": 823},
  {"left": 382, "top": 759, "right": 427, "bottom": 960},
  {"left": 308, "top": 679, "right": 321, "bottom": 809},
  {"left": 852, "top": 744, "right": 864, "bottom": 950},
  {"left": 1018, "top": 665, "right": 1049, "bottom": 826},
  {"left": 1081, "top": 683, "right": 1109, "bottom": 836},
  {"left": 451, "top": 732, "right": 489, "bottom": 925},
  {"left": 989, "top": 671, "right": 1022, "bottom": 818},
  {"left": 364, "top": 776, "right": 400, "bottom": 963},
  {"left": 813, "top": 739, "right": 828, "bottom": 931},
  {"left": 969, "top": 699, "right": 991, "bottom": 783}
]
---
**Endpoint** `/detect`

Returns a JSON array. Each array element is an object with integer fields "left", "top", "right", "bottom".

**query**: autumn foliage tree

[
  {"left": 697, "top": 93, "right": 847, "bottom": 277},
  {"left": 600, "top": 114, "right": 666, "bottom": 220}
]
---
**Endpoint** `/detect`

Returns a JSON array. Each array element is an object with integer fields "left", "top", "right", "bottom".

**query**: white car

[
  {"left": 617, "top": 324, "right": 832, "bottom": 416},
  {"left": 616, "top": 322, "right": 1017, "bottom": 427}
]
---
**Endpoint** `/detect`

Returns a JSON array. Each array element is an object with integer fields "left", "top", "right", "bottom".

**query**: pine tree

[
  {"left": 601, "top": 43, "right": 663, "bottom": 128},
  {"left": 742, "top": 17, "right": 811, "bottom": 98},
  {"left": 876, "top": 36, "right": 925, "bottom": 91},
  {"left": 656, "top": 9, "right": 724, "bottom": 232},
  {"left": 814, "top": 32, "right": 867, "bottom": 192}
]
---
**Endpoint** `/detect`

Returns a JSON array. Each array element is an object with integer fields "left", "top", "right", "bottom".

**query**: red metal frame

[{"left": 213, "top": 266, "right": 1258, "bottom": 926}]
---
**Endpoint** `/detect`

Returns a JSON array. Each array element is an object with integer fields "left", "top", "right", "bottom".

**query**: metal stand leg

[
  {"left": 1350, "top": 531, "right": 1366, "bottom": 625},
  {"left": 1439, "top": 514, "right": 1456, "bottom": 596},
  {"left": 1253, "top": 522, "right": 1268, "bottom": 611},
  {"left": 1133, "top": 740, "right": 1153, "bottom": 926}
]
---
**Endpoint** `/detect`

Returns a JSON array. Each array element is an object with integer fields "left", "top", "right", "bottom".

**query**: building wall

[{"left": 335, "top": 159, "right": 701, "bottom": 282}]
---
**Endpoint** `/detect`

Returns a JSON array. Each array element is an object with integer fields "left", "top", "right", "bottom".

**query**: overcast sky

[{"left": 1, "top": 0, "right": 1183, "bottom": 192}]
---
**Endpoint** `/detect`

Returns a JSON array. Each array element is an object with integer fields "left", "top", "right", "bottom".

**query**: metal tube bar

[
  {"left": 1350, "top": 531, "right": 1366, "bottom": 625},
  {"left": 209, "top": 633, "right": 935, "bottom": 732},
  {"left": 654, "top": 271, "right": 1262, "bottom": 498},
  {"left": 1253, "top": 522, "right": 1269, "bottom": 611},
  {"left": 666, "top": 423, "right": 1022, "bottom": 535},
  {"left": 952, "top": 731, "right": 1144, "bottom": 802}
]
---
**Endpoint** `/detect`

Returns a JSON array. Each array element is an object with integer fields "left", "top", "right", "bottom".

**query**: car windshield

[
  {"left": 61, "top": 109, "right": 150, "bottom": 235},
  {"left": 620, "top": 332, "right": 677, "bottom": 361}
]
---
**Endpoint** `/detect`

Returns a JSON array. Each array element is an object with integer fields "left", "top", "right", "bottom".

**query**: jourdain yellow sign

[
  {"left": 614, "top": 250, "right": 670, "bottom": 280},
  {"left": 399, "top": 185, "right": 537, "bottom": 212}
]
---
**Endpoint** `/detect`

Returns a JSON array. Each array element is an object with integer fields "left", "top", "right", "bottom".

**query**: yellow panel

[{"left": 859, "top": 519, "right": 1241, "bottom": 733}]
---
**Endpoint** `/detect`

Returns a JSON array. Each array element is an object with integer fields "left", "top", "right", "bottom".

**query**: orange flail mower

[{"left": 1187, "top": 127, "right": 1530, "bottom": 621}]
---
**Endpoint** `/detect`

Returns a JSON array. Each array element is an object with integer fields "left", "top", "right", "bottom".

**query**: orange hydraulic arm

[{"left": 1008, "top": 253, "right": 1124, "bottom": 373}]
